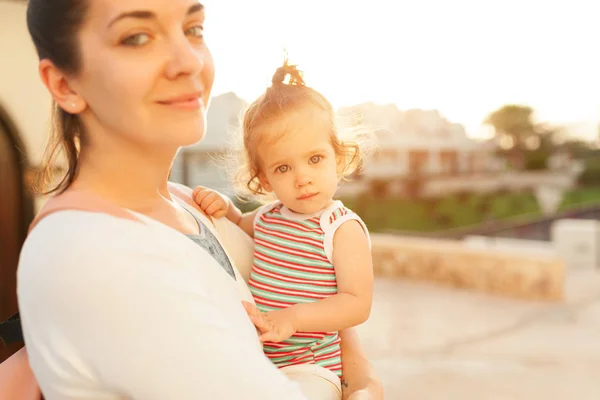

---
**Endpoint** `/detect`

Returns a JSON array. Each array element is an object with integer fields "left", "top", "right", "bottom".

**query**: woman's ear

[{"left": 39, "top": 59, "right": 86, "bottom": 115}]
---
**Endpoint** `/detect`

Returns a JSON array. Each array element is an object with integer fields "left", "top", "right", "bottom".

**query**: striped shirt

[{"left": 248, "top": 201, "right": 368, "bottom": 377}]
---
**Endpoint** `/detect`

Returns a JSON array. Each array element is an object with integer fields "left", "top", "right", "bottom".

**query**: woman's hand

[
  {"left": 192, "top": 186, "right": 230, "bottom": 218},
  {"left": 242, "top": 301, "right": 297, "bottom": 343}
]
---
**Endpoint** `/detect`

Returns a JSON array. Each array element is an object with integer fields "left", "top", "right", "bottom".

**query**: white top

[{"left": 17, "top": 202, "right": 309, "bottom": 399}]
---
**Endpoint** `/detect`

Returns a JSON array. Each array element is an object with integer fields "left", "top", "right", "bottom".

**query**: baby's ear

[
  {"left": 258, "top": 173, "right": 273, "bottom": 193},
  {"left": 336, "top": 154, "right": 346, "bottom": 176}
]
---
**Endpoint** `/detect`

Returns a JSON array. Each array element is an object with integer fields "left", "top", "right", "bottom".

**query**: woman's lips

[{"left": 157, "top": 92, "right": 204, "bottom": 110}]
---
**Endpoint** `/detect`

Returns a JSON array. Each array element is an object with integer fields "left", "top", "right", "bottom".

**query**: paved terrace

[{"left": 357, "top": 270, "right": 600, "bottom": 399}]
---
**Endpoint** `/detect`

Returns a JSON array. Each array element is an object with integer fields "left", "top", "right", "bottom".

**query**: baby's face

[{"left": 257, "top": 113, "right": 341, "bottom": 215}]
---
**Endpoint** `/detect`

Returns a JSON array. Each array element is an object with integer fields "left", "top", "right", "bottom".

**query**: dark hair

[
  {"left": 27, "top": 0, "right": 89, "bottom": 194},
  {"left": 235, "top": 60, "right": 364, "bottom": 197}
]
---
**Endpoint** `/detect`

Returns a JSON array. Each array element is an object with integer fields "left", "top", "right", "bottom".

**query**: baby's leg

[{"left": 281, "top": 364, "right": 342, "bottom": 400}]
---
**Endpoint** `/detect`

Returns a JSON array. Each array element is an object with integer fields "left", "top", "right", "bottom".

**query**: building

[
  {"left": 365, "top": 128, "right": 491, "bottom": 179},
  {"left": 170, "top": 92, "right": 247, "bottom": 195},
  {"left": 340, "top": 103, "right": 501, "bottom": 179}
]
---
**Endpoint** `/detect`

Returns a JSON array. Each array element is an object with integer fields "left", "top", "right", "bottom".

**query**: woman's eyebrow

[{"left": 107, "top": 3, "right": 204, "bottom": 29}]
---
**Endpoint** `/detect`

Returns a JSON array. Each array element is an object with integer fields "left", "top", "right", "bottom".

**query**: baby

[{"left": 194, "top": 61, "right": 373, "bottom": 384}]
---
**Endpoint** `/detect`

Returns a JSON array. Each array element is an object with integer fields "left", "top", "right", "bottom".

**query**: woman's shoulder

[
  {"left": 20, "top": 210, "right": 176, "bottom": 276},
  {"left": 17, "top": 209, "right": 201, "bottom": 319},
  {"left": 27, "top": 209, "right": 151, "bottom": 242}
]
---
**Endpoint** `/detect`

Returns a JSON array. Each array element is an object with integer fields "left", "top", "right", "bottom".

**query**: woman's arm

[
  {"left": 339, "top": 328, "right": 383, "bottom": 400},
  {"left": 18, "top": 218, "right": 308, "bottom": 400}
]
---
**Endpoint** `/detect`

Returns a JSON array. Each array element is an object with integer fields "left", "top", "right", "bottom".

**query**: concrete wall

[
  {"left": 464, "top": 219, "right": 600, "bottom": 272},
  {"left": 371, "top": 234, "right": 564, "bottom": 301}
]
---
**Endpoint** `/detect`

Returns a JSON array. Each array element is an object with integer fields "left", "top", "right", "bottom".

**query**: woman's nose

[{"left": 164, "top": 36, "right": 205, "bottom": 80}]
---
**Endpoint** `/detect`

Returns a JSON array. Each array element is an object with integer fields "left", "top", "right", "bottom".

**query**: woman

[{"left": 13, "top": 0, "right": 382, "bottom": 399}]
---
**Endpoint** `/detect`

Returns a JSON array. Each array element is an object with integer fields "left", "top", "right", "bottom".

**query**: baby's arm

[
  {"left": 192, "top": 186, "right": 258, "bottom": 237},
  {"left": 246, "top": 220, "right": 373, "bottom": 342}
]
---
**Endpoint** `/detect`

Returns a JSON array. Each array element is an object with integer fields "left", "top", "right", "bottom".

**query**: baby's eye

[
  {"left": 276, "top": 165, "right": 290, "bottom": 173},
  {"left": 309, "top": 155, "right": 322, "bottom": 164}
]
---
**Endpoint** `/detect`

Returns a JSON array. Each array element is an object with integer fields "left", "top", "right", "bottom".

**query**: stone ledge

[{"left": 371, "top": 234, "right": 564, "bottom": 301}]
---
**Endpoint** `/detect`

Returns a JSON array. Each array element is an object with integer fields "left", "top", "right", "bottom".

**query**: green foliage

[
  {"left": 485, "top": 104, "right": 561, "bottom": 171},
  {"left": 579, "top": 157, "right": 600, "bottom": 186},
  {"left": 485, "top": 105, "right": 535, "bottom": 142},
  {"left": 340, "top": 187, "right": 600, "bottom": 233},
  {"left": 524, "top": 150, "right": 550, "bottom": 170}
]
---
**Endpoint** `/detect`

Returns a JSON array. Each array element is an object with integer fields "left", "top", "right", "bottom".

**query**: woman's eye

[
  {"left": 185, "top": 25, "right": 204, "bottom": 39},
  {"left": 276, "top": 165, "right": 290, "bottom": 173},
  {"left": 121, "top": 33, "right": 151, "bottom": 46},
  {"left": 309, "top": 155, "right": 322, "bottom": 164}
]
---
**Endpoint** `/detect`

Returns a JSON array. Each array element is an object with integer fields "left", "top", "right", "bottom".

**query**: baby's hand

[
  {"left": 192, "top": 186, "right": 230, "bottom": 219},
  {"left": 242, "top": 301, "right": 297, "bottom": 343}
]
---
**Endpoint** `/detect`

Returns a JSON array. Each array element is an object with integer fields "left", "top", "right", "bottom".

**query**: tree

[
  {"left": 485, "top": 105, "right": 558, "bottom": 170},
  {"left": 561, "top": 138, "right": 592, "bottom": 159},
  {"left": 485, "top": 105, "right": 535, "bottom": 144}
]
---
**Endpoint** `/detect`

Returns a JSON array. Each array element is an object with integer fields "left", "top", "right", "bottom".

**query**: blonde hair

[{"left": 229, "top": 60, "right": 372, "bottom": 201}]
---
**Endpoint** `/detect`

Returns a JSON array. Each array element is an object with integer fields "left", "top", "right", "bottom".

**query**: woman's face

[{"left": 72, "top": 0, "right": 214, "bottom": 149}]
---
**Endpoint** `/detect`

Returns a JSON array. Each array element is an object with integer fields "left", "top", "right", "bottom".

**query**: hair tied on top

[
  {"left": 270, "top": 60, "right": 305, "bottom": 87},
  {"left": 271, "top": 67, "right": 287, "bottom": 85}
]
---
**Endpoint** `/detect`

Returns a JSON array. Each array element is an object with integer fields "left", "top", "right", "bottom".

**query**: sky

[{"left": 204, "top": 0, "right": 599, "bottom": 139}]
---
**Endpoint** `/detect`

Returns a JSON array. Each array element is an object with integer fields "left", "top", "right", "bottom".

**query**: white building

[
  {"left": 170, "top": 92, "right": 247, "bottom": 195},
  {"left": 339, "top": 103, "right": 502, "bottom": 180},
  {"left": 365, "top": 128, "right": 491, "bottom": 179}
]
